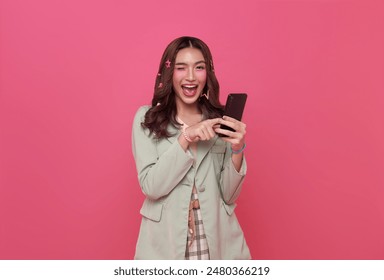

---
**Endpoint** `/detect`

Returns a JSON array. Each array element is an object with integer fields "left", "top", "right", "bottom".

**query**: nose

[{"left": 186, "top": 68, "right": 195, "bottom": 81}]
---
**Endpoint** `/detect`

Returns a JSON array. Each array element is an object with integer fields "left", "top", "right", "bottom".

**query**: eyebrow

[{"left": 175, "top": 60, "right": 206, "bottom": 66}]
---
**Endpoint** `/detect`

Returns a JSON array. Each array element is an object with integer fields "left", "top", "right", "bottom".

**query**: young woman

[{"left": 132, "top": 36, "right": 251, "bottom": 259}]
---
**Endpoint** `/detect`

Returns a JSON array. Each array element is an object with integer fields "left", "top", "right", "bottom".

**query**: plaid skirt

[{"left": 185, "top": 193, "right": 210, "bottom": 260}]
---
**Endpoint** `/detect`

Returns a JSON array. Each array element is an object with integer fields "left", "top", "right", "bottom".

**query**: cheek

[
  {"left": 196, "top": 71, "right": 207, "bottom": 83},
  {"left": 173, "top": 71, "right": 184, "bottom": 82},
  {"left": 172, "top": 73, "right": 181, "bottom": 88}
]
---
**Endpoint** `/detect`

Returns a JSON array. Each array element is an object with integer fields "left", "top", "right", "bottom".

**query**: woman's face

[{"left": 172, "top": 47, "right": 207, "bottom": 110}]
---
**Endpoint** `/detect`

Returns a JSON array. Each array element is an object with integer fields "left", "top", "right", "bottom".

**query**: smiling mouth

[
  {"left": 181, "top": 85, "right": 198, "bottom": 96},
  {"left": 182, "top": 85, "right": 198, "bottom": 90}
]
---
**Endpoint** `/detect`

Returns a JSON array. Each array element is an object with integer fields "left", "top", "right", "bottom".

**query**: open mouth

[{"left": 181, "top": 85, "right": 198, "bottom": 96}]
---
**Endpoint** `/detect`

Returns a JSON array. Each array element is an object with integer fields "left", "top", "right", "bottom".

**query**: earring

[{"left": 201, "top": 90, "right": 209, "bottom": 100}]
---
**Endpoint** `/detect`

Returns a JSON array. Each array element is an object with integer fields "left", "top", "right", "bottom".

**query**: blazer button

[{"left": 198, "top": 185, "right": 206, "bottom": 192}]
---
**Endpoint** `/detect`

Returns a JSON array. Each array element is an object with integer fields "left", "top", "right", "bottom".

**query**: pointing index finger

[
  {"left": 223, "top": 115, "right": 238, "bottom": 122},
  {"left": 208, "top": 118, "right": 222, "bottom": 125}
]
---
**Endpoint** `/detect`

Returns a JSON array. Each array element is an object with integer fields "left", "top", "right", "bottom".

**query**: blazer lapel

[
  {"left": 165, "top": 124, "right": 180, "bottom": 144},
  {"left": 165, "top": 123, "right": 218, "bottom": 170},
  {"left": 196, "top": 136, "right": 218, "bottom": 170}
]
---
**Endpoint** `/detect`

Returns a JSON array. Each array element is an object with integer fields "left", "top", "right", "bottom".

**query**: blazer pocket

[
  {"left": 140, "top": 199, "right": 164, "bottom": 222},
  {"left": 222, "top": 200, "right": 237, "bottom": 216},
  {"left": 210, "top": 144, "right": 226, "bottom": 154}
]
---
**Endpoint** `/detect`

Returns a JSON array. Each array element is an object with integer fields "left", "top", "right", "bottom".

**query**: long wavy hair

[{"left": 142, "top": 36, "right": 224, "bottom": 139}]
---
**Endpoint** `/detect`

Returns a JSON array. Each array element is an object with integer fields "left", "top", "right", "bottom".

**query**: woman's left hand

[{"left": 215, "top": 116, "right": 246, "bottom": 151}]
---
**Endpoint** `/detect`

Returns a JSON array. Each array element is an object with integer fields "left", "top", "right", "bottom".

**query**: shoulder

[
  {"left": 135, "top": 105, "right": 151, "bottom": 117},
  {"left": 133, "top": 105, "right": 151, "bottom": 123}
]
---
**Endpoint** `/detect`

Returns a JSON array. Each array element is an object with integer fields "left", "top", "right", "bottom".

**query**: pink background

[{"left": 1, "top": 0, "right": 383, "bottom": 259}]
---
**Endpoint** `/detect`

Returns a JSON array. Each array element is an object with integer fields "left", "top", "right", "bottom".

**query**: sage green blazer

[{"left": 132, "top": 106, "right": 251, "bottom": 259}]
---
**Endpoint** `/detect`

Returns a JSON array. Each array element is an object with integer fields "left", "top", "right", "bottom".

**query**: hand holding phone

[{"left": 219, "top": 93, "right": 247, "bottom": 137}]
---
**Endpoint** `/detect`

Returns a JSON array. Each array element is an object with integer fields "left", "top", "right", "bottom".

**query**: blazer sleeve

[
  {"left": 219, "top": 145, "right": 247, "bottom": 205},
  {"left": 132, "top": 106, "right": 194, "bottom": 200}
]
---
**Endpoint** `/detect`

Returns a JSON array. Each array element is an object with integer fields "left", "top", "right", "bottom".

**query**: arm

[
  {"left": 214, "top": 116, "right": 248, "bottom": 204},
  {"left": 132, "top": 106, "right": 194, "bottom": 200},
  {"left": 220, "top": 147, "right": 247, "bottom": 204}
]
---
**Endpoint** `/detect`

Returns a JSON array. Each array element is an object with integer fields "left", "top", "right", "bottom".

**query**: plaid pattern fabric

[{"left": 185, "top": 193, "right": 210, "bottom": 260}]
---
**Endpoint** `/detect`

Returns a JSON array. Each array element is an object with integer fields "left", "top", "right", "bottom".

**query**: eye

[
  {"left": 196, "top": 65, "right": 206, "bottom": 70},
  {"left": 175, "top": 67, "right": 185, "bottom": 71}
]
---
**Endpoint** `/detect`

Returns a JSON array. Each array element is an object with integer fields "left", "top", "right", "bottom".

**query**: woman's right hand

[{"left": 185, "top": 118, "right": 222, "bottom": 142}]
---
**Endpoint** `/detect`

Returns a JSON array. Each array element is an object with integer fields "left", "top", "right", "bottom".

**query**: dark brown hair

[{"left": 142, "top": 36, "right": 224, "bottom": 139}]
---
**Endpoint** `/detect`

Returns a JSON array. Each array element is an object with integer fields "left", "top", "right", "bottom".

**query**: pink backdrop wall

[{"left": 1, "top": 0, "right": 383, "bottom": 259}]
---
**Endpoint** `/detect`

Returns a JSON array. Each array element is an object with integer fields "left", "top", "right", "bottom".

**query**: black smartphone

[{"left": 219, "top": 93, "right": 247, "bottom": 137}]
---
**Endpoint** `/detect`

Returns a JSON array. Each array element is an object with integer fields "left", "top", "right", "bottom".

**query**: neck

[
  {"left": 176, "top": 103, "right": 202, "bottom": 126},
  {"left": 176, "top": 102, "right": 201, "bottom": 117}
]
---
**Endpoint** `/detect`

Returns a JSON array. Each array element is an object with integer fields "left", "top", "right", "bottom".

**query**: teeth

[{"left": 183, "top": 85, "right": 197, "bottom": 89}]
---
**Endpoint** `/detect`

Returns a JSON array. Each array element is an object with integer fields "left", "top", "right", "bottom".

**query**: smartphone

[{"left": 219, "top": 93, "right": 247, "bottom": 137}]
